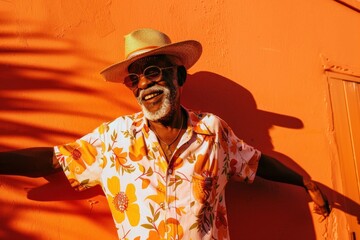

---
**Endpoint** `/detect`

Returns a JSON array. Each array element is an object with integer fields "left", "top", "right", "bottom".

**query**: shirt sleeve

[
  {"left": 219, "top": 119, "right": 261, "bottom": 183},
  {"left": 53, "top": 126, "right": 105, "bottom": 191}
]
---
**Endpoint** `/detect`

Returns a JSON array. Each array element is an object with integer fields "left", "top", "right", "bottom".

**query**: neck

[{"left": 148, "top": 106, "right": 186, "bottom": 160}]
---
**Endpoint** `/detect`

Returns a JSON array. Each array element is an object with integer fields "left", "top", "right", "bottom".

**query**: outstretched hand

[{"left": 303, "top": 179, "right": 331, "bottom": 222}]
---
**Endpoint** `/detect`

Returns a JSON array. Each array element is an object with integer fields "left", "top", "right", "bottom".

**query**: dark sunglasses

[{"left": 124, "top": 65, "right": 177, "bottom": 89}]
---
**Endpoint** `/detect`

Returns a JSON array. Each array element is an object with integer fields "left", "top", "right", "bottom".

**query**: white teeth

[{"left": 144, "top": 92, "right": 160, "bottom": 100}]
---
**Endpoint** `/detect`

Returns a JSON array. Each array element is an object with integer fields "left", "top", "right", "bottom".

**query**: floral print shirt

[{"left": 54, "top": 108, "right": 261, "bottom": 240}]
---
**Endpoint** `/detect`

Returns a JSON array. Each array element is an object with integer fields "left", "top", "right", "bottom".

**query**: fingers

[
  {"left": 303, "top": 178, "right": 332, "bottom": 219},
  {"left": 313, "top": 203, "right": 331, "bottom": 222},
  {"left": 317, "top": 215, "right": 327, "bottom": 223},
  {"left": 313, "top": 202, "right": 331, "bottom": 216}
]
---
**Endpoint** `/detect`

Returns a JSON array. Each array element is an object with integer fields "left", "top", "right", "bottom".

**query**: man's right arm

[{"left": 0, "top": 147, "right": 61, "bottom": 177}]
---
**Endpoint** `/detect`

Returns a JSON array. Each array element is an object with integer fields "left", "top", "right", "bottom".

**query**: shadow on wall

[
  {"left": 0, "top": 17, "right": 95, "bottom": 150},
  {"left": 183, "top": 71, "right": 308, "bottom": 176},
  {"left": 0, "top": 15, "right": 118, "bottom": 240},
  {"left": 0, "top": 15, "right": 131, "bottom": 151},
  {"left": 183, "top": 72, "right": 360, "bottom": 239},
  {"left": 0, "top": 173, "right": 115, "bottom": 240},
  {"left": 0, "top": 14, "right": 359, "bottom": 239}
]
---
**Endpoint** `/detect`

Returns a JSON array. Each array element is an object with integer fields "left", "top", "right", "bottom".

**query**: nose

[{"left": 137, "top": 75, "right": 155, "bottom": 90}]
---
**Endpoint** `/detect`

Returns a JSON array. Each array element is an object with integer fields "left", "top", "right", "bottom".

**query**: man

[{"left": 0, "top": 28, "right": 330, "bottom": 239}]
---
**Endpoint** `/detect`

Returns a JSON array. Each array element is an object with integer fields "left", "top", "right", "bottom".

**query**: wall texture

[{"left": 0, "top": 0, "right": 359, "bottom": 239}]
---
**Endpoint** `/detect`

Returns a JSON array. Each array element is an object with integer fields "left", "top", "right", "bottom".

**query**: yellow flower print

[
  {"left": 98, "top": 123, "right": 109, "bottom": 135},
  {"left": 192, "top": 153, "right": 218, "bottom": 203},
  {"left": 147, "top": 220, "right": 166, "bottom": 240},
  {"left": 172, "top": 156, "right": 184, "bottom": 170},
  {"left": 166, "top": 218, "right": 184, "bottom": 239},
  {"left": 129, "top": 136, "right": 147, "bottom": 161},
  {"left": 146, "top": 180, "right": 177, "bottom": 206},
  {"left": 101, "top": 141, "right": 106, "bottom": 156},
  {"left": 194, "top": 153, "right": 218, "bottom": 176},
  {"left": 147, "top": 218, "right": 183, "bottom": 240},
  {"left": 113, "top": 147, "right": 130, "bottom": 172},
  {"left": 58, "top": 140, "right": 97, "bottom": 175},
  {"left": 107, "top": 176, "right": 140, "bottom": 226},
  {"left": 134, "top": 112, "right": 144, "bottom": 122},
  {"left": 155, "top": 155, "right": 167, "bottom": 173}
]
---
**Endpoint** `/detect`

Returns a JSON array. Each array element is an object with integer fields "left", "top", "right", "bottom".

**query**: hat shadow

[
  {"left": 183, "top": 71, "right": 307, "bottom": 174},
  {"left": 183, "top": 71, "right": 360, "bottom": 239},
  {"left": 183, "top": 71, "right": 313, "bottom": 239}
]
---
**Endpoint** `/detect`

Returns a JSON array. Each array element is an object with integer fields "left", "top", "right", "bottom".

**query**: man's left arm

[{"left": 256, "top": 154, "right": 331, "bottom": 221}]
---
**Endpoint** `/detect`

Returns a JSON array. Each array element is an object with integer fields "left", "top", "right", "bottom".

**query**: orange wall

[{"left": 1, "top": 0, "right": 359, "bottom": 239}]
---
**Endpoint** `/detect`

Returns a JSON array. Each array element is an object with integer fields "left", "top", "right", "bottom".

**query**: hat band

[{"left": 126, "top": 46, "right": 160, "bottom": 60}]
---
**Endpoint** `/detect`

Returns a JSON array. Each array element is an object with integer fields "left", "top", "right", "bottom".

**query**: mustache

[{"left": 137, "top": 85, "right": 168, "bottom": 104}]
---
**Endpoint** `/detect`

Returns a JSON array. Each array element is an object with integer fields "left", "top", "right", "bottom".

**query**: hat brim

[{"left": 100, "top": 40, "right": 202, "bottom": 83}]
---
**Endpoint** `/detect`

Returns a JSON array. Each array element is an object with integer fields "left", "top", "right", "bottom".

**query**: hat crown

[
  {"left": 125, "top": 28, "right": 172, "bottom": 59},
  {"left": 100, "top": 28, "right": 202, "bottom": 83}
]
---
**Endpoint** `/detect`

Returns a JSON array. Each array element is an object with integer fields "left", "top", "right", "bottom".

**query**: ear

[{"left": 177, "top": 65, "right": 187, "bottom": 86}]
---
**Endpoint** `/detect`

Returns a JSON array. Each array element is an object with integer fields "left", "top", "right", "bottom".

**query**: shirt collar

[
  {"left": 186, "top": 107, "right": 214, "bottom": 136},
  {"left": 130, "top": 106, "right": 214, "bottom": 137},
  {"left": 130, "top": 111, "right": 149, "bottom": 137}
]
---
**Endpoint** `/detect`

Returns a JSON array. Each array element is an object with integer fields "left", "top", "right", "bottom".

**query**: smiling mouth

[{"left": 143, "top": 90, "right": 163, "bottom": 101}]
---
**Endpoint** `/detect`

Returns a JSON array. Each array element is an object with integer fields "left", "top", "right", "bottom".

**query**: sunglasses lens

[
  {"left": 124, "top": 74, "right": 139, "bottom": 88},
  {"left": 124, "top": 66, "right": 167, "bottom": 89},
  {"left": 144, "top": 66, "right": 161, "bottom": 81}
]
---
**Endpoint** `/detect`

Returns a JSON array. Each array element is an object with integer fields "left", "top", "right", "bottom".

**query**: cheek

[{"left": 132, "top": 89, "right": 140, "bottom": 98}]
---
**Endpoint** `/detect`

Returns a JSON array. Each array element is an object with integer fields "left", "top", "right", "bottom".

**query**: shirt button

[{"left": 168, "top": 169, "right": 173, "bottom": 174}]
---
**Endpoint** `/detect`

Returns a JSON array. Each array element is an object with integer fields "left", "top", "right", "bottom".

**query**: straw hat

[{"left": 100, "top": 28, "right": 202, "bottom": 83}]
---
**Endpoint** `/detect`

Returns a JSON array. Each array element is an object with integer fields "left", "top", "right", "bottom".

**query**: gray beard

[{"left": 137, "top": 85, "right": 176, "bottom": 121}]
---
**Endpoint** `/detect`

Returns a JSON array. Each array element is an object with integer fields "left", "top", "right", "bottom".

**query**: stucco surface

[{"left": 0, "top": 0, "right": 359, "bottom": 239}]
